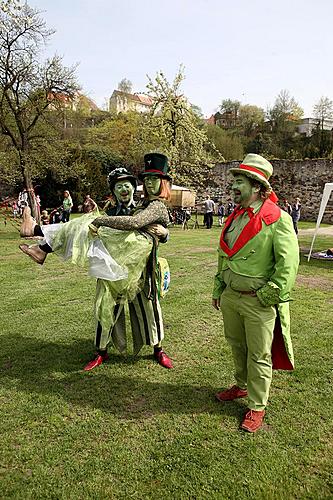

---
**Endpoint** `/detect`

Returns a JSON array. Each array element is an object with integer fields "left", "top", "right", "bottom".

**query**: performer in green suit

[{"left": 212, "top": 153, "right": 299, "bottom": 433}]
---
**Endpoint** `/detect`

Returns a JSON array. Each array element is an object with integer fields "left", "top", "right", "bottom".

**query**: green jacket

[{"left": 213, "top": 199, "right": 299, "bottom": 369}]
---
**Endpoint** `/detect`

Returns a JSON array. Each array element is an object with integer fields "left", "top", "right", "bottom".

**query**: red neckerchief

[
  {"left": 220, "top": 199, "right": 281, "bottom": 257},
  {"left": 233, "top": 205, "right": 255, "bottom": 220}
]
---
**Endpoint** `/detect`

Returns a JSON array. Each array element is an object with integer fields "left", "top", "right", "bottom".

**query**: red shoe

[
  {"left": 240, "top": 408, "right": 265, "bottom": 433},
  {"left": 83, "top": 352, "right": 109, "bottom": 371},
  {"left": 154, "top": 350, "right": 173, "bottom": 369},
  {"left": 215, "top": 385, "right": 248, "bottom": 401}
]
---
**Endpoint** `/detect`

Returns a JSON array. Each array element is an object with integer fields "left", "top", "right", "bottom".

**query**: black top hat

[
  {"left": 107, "top": 167, "right": 137, "bottom": 192},
  {"left": 138, "top": 153, "right": 172, "bottom": 181}
]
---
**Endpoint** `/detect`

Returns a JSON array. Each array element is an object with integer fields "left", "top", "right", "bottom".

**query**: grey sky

[{"left": 31, "top": 0, "right": 333, "bottom": 117}]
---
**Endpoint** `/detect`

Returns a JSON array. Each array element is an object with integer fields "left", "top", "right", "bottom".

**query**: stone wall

[{"left": 199, "top": 159, "right": 333, "bottom": 223}]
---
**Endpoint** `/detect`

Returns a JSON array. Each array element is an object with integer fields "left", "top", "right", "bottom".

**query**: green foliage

[
  {"left": 84, "top": 111, "right": 157, "bottom": 173},
  {"left": 219, "top": 99, "right": 241, "bottom": 114},
  {"left": 145, "top": 67, "right": 223, "bottom": 188},
  {"left": 238, "top": 104, "right": 265, "bottom": 136},
  {"left": 268, "top": 89, "right": 304, "bottom": 123},
  {"left": 0, "top": 1, "right": 79, "bottom": 217},
  {"left": 205, "top": 124, "right": 243, "bottom": 160}
]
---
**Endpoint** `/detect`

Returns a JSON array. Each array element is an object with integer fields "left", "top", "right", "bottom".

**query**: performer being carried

[
  {"left": 19, "top": 153, "right": 174, "bottom": 370},
  {"left": 212, "top": 153, "right": 299, "bottom": 433}
]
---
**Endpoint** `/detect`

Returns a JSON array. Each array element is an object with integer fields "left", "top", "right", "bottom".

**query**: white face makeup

[{"left": 113, "top": 180, "right": 135, "bottom": 205}]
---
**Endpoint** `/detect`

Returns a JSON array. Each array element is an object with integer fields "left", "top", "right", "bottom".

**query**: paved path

[{"left": 298, "top": 225, "right": 333, "bottom": 236}]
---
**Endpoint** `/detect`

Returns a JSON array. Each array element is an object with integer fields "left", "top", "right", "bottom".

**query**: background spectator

[
  {"left": 227, "top": 200, "right": 235, "bottom": 215},
  {"left": 203, "top": 195, "right": 215, "bottom": 229},
  {"left": 291, "top": 197, "right": 301, "bottom": 234},
  {"left": 217, "top": 202, "right": 225, "bottom": 226},
  {"left": 83, "top": 194, "right": 97, "bottom": 213},
  {"left": 41, "top": 210, "right": 50, "bottom": 225},
  {"left": 61, "top": 190, "right": 73, "bottom": 223},
  {"left": 282, "top": 199, "right": 292, "bottom": 215}
]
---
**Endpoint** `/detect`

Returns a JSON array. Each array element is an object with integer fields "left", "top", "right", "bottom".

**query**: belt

[{"left": 238, "top": 290, "right": 257, "bottom": 296}]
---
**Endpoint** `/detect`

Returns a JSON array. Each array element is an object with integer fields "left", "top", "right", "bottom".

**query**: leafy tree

[
  {"left": 265, "top": 90, "right": 303, "bottom": 157},
  {"left": 268, "top": 89, "right": 303, "bottom": 125},
  {"left": 0, "top": 2, "right": 79, "bottom": 218},
  {"left": 313, "top": 96, "right": 333, "bottom": 126},
  {"left": 205, "top": 124, "right": 243, "bottom": 160},
  {"left": 238, "top": 104, "right": 265, "bottom": 137},
  {"left": 219, "top": 99, "right": 241, "bottom": 128},
  {"left": 118, "top": 78, "right": 133, "bottom": 94},
  {"left": 145, "top": 67, "right": 223, "bottom": 188},
  {"left": 313, "top": 96, "right": 333, "bottom": 156},
  {"left": 190, "top": 103, "right": 204, "bottom": 119},
  {"left": 84, "top": 111, "right": 157, "bottom": 173}
]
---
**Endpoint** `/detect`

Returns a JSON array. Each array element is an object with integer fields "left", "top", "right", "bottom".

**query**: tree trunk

[{"left": 20, "top": 156, "right": 40, "bottom": 224}]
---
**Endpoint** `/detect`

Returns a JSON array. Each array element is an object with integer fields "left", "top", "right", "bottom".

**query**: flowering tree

[
  {"left": 144, "top": 66, "right": 223, "bottom": 188},
  {"left": 0, "top": 1, "right": 79, "bottom": 218}
]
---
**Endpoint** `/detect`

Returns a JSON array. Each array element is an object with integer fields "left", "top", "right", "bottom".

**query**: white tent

[{"left": 307, "top": 182, "right": 333, "bottom": 261}]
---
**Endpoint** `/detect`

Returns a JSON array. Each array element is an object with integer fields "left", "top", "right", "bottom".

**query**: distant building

[
  {"left": 204, "top": 111, "right": 239, "bottom": 128},
  {"left": 109, "top": 90, "right": 154, "bottom": 114},
  {"left": 297, "top": 117, "right": 333, "bottom": 137},
  {"left": 47, "top": 92, "right": 99, "bottom": 113},
  {"left": 205, "top": 115, "right": 215, "bottom": 125}
]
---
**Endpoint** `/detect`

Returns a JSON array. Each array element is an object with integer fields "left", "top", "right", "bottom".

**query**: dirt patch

[
  {"left": 298, "top": 226, "right": 333, "bottom": 236},
  {"left": 188, "top": 247, "right": 215, "bottom": 254},
  {"left": 296, "top": 274, "right": 333, "bottom": 291}
]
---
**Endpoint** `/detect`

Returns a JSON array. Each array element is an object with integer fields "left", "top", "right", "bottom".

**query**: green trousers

[
  {"left": 221, "top": 288, "right": 277, "bottom": 410},
  {"left": 95, "top": 289, "right": 164, "bottom": 355}
]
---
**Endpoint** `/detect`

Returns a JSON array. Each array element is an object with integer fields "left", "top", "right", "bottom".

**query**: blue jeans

[{"left": 62, "top": 210, "right": 71, "bottom": 223}]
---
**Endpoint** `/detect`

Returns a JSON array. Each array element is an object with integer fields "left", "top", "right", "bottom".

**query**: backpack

[{"left": 157, "top": 257, "right": 170, "bottom": 299}]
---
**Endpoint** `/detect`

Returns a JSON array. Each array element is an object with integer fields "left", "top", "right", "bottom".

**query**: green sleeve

[
  {"left": 257, "top": 214, "right": 299, "bottom": 306},
  {"left": 212, "top": 250, "right": 227, "bottom": 299}
]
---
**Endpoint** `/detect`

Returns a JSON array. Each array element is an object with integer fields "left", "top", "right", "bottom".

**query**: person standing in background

[
  {"left": 203, "top": 195, "right": 215, "bottom": 229},
  {"left": 217, "top": 202, "right": 225, "bottom": 226},
  {"left": 83, "top": 194, "right": 97, "bottom": 213},
  {"left": 40, "top": 210, "right": 50, "bottom": 225},
  {"left": 282, "top": 199, "right": 292, "bottom": 215},
  {"left": 12, "top": 201, "right": 18, "bottom": 218},
  {"left": 227, "top": 200, "right": 235, "bottom": 215},
  {"left": 61, "top": 190, "right": 73, "bottom": 223},
  {"left": 291, "top": 198, "right": 301, "bottom": 235}
]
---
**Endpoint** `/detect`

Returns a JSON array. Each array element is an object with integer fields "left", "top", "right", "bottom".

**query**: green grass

[{"left": 0, "top": 219, "right": 332, "bottom": 499}]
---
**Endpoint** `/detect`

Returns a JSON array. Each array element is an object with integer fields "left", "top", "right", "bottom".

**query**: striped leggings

[{"left": 95, "top": 289, "right": 164, "bottom": 354}]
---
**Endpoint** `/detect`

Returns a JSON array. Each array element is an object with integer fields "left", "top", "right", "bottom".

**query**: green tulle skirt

[{"left": 42, "top": 213, "right": 153, "bottom": 332}]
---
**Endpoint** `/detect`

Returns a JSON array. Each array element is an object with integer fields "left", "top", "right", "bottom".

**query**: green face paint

[
  {"left": 113, "top": 180, "right": 135, "bottom": 205},
  {"left": 144, "top": 175, "right": 161, "bottom": 198},
  {"left": 231, "top": 174, "right": 259, "bottom": 207}
]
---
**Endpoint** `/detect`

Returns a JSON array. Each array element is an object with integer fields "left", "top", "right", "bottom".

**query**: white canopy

[{"left": 308, "top": 182, "right": 333, "bottom": 261}]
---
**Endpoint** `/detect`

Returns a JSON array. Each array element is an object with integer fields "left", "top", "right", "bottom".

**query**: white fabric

[
  {"left": 40, "top": 223, "right": 128, "bottom": 281},
  {"left": 87, "top": 240, "right": 128, "bottom": 281},
  {"left": 308, "top": 183, "right": 333, "bottom": 261}
]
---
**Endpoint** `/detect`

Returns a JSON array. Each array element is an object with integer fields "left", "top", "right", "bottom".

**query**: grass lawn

[{"left": 0, "top": 217, "right": 332, "bottom": 499}]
